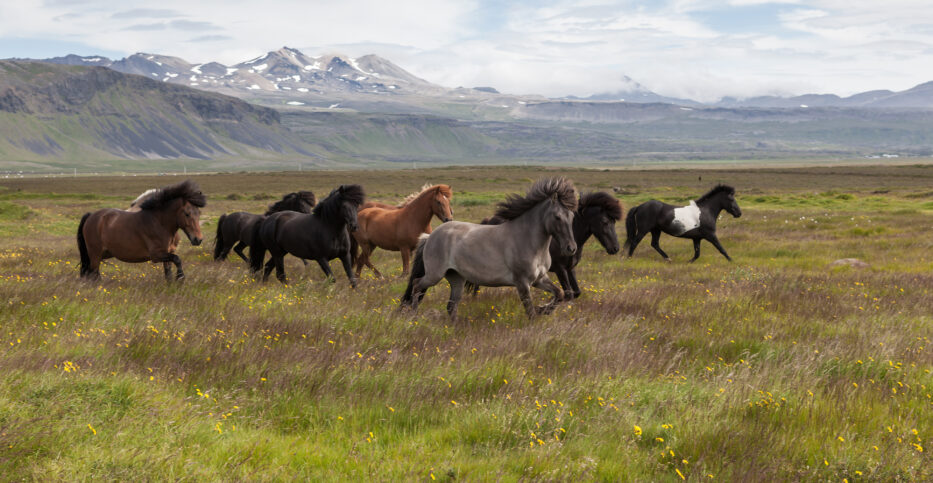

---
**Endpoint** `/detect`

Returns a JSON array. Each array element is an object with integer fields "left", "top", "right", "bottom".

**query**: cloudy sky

[{"left": 1, "top": 0, "right": 932, "bottom": 101}]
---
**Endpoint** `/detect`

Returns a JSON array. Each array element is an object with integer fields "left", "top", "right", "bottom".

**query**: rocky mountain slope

[{"left": 0, "top": 60, "right": 312, "bottom": 163}]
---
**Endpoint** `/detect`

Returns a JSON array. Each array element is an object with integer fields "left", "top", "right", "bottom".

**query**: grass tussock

[{"left": 0, "top": 165, "right": 931, "bottom": 480}]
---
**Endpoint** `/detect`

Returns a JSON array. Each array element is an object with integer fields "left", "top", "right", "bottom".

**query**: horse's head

[
  {"left": 338, "top": 184, "right": 365, "bottom": 232},
  {"left": 176, "top": 199, "right": 204, "bottom": 246},
  {"left": 545, "top": 193, "right": 577, "bottom": 257},
  {"left": 725, "top": 191, "right": 742, "bottom": 218},
  {"left": 432, "top": 186, "right": 454, "bottom": 223},
  {"left": 579, "top": 193, "right": 622, "bottom": 255}
]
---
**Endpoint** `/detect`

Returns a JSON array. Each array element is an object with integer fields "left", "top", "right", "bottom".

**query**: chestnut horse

[
  {"left": 77, "top": 180, "right": 206, "bottom": 281},
  {"left": 352, "top": 184, "right": 453, "bottom": 277}
]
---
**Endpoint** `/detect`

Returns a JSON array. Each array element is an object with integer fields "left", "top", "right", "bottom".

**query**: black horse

[
  {"left": 623, "top": 184, "right": 741, "bottom": 262},
  {"left": 249, "top": 185, "right": 365, "bottom": 286},
  {"left": 468, "top": 191, "right": 623, "bottom": 300},
  {"left": 213, "top": 191, "right": 316, "bottom": 263}
]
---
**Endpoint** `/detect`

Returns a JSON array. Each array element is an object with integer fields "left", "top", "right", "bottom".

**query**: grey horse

[{"left": 400, "top": 177, "right": 578, "bottom": 320}]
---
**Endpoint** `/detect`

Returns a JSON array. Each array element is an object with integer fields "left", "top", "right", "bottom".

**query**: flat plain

[{"left": 0, "top": 164, "right": 931, "bottom": 481}]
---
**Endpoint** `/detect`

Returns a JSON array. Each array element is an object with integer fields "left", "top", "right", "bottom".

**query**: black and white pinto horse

[
  {"left": 468, "top": 191, "right": 622, "bottom": 300},
  {"left": 623, "top": 184, "right": 741, "bottom": 262},
  {"left": 249, "top": 185, "right": 365, "bottom": 286}
]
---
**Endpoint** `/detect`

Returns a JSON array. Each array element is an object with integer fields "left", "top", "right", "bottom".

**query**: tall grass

[{"left": 0, "top": 165, "right": 931, "bottom": 480}]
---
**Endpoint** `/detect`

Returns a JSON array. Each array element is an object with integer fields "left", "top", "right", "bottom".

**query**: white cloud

[{"left": 2, "top": 0, "right": 933, "bottom": 101}]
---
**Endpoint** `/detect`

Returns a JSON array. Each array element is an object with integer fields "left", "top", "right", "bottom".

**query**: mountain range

[
  {"left": 3, "top": 46, "right": 933, "bottom": 171},
  {"left": 35, "top": 48, "right": 933, "bottom": 110}
]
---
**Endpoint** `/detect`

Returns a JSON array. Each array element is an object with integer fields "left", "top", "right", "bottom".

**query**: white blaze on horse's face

[{"left": 671, "top": 201, "right": 701, "bottom": 235}]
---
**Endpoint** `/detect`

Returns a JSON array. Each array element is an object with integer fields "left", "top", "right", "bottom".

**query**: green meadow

[{"left": 0, "top": 165, "right": 930, "bottom": 481}]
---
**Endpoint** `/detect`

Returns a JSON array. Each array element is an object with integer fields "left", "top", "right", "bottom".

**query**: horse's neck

[
  {"left": 147, "top": 203, "right": 180, "bottom": 233},
  {"left": 508, "top": 202, "right": 552, "bottom": 248},
  {"left": 695, "top": 197, "right": 724, "bottom": 219},
  {"left": 403, "top": 191, "right": 438, "bottom": 226},
  {"left": 570, "top": 212, "right": 592, "bottom": 246}
]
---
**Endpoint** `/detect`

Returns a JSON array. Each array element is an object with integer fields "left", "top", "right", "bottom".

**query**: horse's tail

[
  {"left": 213, "top": 214, "right": 226, "bottom": 260},
  {"left": 400, "top": 234, "right": 430, "bottom": 307},
  {"left": 249, "top": 215, "right": 271, "bottom": 273},
  {"left": 622, "top": 205, "right": 638, "bottom": 255},
  {"left": 76, "top": 212, "right": 91, "bottom": 277}
]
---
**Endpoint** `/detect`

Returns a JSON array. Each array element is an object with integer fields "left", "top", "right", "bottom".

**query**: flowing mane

[
  {"left": 493, "top": 177, "right": 577, "bottom": 221},
  {"left": 130, "top": 189, "right": 160, "bottom": 208},
  {"left": 138, "top": 180, "right": 206, "bottom": 210},
  {"left": 696, "top": 184, "right": 735, "bottom": 203},
  {"left": 265, "top": 190, "right": 317, "bottom": 215},
  {"left": 579, "top": 191, "right": 623, "bottom": 221},
  {"left": 313, "top": 184, "right": 365, "bottom": 221},
  {"left": 399, "top": 184, "right": 452, "bottom": 207}
]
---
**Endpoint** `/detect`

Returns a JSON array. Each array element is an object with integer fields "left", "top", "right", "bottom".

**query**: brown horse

[
  {"left": 129, "top": 188, "right": 182, "bottom": 254},
  {"left": 77, "top": 180, "right": 206, "bottom": 281},
  {"left": 352, "top": 184, "right": 453, "bottom": 277}
]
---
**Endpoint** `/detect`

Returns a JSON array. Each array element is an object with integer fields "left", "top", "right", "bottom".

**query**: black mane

[
  {"left": 265, "top": 190, "right": 317, "bottom": 215},
  {"left": 313, "top": 184, "right": 365, "bottom": 221},
  {"left": 493, "top": 177, "right": 577, "bottom": 221},
  {"left": 139, "top": 180, "right": 206, "bottom": 210},
  {"left": 579, "top": 191, "right": 623, "bottom": 221},
  {"left": 696, "top": 184, "right": 735, "bottom": 203}
]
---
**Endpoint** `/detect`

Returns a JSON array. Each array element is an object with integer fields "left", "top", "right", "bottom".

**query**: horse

[
  {"left": 77, "top": 180, "right": 206, "bottom": 281},
  {"left": 129, "top": 188, "right": 181, "bottom": 257},
  {"left": 352, "top": 184, "right": 453, "bottom": 277},
  {"left": 400, "top": 177, "right": 577, "bottom": 320},
  {"left": 468, "top": 191, "right": 622, "bottom": 300},
  {"left": 249, "top": 185, "right": 365, "bottom": 286},
  {"left": 213, "top": 191, "right": 316, "bottom": 263},
  {"left": 623, "top": 184, "right": 741, "bottom": 262}
]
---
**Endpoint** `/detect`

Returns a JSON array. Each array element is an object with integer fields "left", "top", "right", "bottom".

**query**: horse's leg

[
  {"left": 554, "top": 266, "right": 573, "bottom": 300},
  {"left": 232, "top": 242, "right": 249, "bottom": 263},
  {"left": 410, "top": 269, "right": 445, "bottom": 311},
  {"left": 262, "top": 259, "right": 275, "bottom": 282},
  {"left": 627, "top": 230, "right": 649, "bottom": 257},
  {"left": 466, "top": 281, "right": 480, "bottom": 297},
  {"left": 689, "top": 238, "right": 702, "bottom": 263},
  {"left": 163, "top": 261, "right": 172, "bottom": 281},
  {"left": 338, "top": 251, "right": 358, "bottom": 288},
  {"left": 532, "top": 275, "right": 564, "bottom": 315},
  {"left": 567, "top": 268, "right": 582, "bottom": 299},
  {"left": 706, "top": 234, "right": 733, "bottom": 262},
  {"left": 273, "top": 255, "right": 287, "bottom": 283},
  {"left": 649, "top": 229, "right": 671, "bottom": 261},
  {"left": 444, "top": 272, "right": 466, "bottom": 321},
  {"left": 170, "top": 254, "right": 184, "bottom": 280},
  {"left": 515, "top": 283, "right": 537, "bottom": 319},
  {"left": 316, "top": 258, "right": 335, "bottom": 282},
  {"left": 400, "top": 247, "right": 411, "bottom": 276},
  {"left": 364, "top": 244, "right": 383, "bottom": 278}
]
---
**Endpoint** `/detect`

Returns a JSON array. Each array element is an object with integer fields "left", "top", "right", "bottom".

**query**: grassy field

[{"left": 0, "top": 165, "right": 931, "bottom": 481}]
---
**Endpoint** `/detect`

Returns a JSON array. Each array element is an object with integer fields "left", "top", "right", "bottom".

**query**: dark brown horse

[
  {"left": 213, "top": 191, "right": 316, "bottom": 263},
  {"left": 352, "top": 184, "right": 453, "bottom": 277},
  {"left": 77, "top": 180, "right": 206, "bottom": 281}
]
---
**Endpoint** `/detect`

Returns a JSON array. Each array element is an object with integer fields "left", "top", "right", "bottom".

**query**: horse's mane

[
  {"left": 130, "top": 188, "right": 160, "bottom": 208},
  {"left": 265, "top": 190, "right": 317, "bottom": 215},
  {"left": 400, "top": 184, "right": 452, "bottom": 207},
  {"left": 579, "top": 191, "right": 623, "bottom": 221},
  {"left": 493, "top": 177, "right": 577, "bottom": 221},
  {"left": 139, "top": 180, "right": 206, "bottom": 210},
  {"left": 313, "top": 184, "right": 366, "bottom": 220},
  {"left": 696, "top": 184, "right": 736, "bottom": 203}
]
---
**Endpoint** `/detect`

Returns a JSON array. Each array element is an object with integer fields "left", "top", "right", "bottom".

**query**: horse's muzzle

[
  {"left": 191, "top": 237, "right": 203, "bottom": 246},
  {"left": 563, "top": 243, "right": 577, "bottom": 256},
  {"left": 443, "top": 217, "right": 453, "bottom": 223},
  {"left": 607, "top": 244, "right": 620, "bottom": 255}
]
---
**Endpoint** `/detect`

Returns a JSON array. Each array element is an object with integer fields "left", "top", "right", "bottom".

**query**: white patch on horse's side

[
  {"left": 131, "top": 188, "right": 160, "bottom": 207},
  {"left": 671, "top": 201, "right": 701, "bottom": 235}
]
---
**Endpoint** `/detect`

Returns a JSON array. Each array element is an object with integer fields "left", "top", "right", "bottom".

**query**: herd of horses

[{"left": 75, "top": 177, "right": 742, "bottom": 319}]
